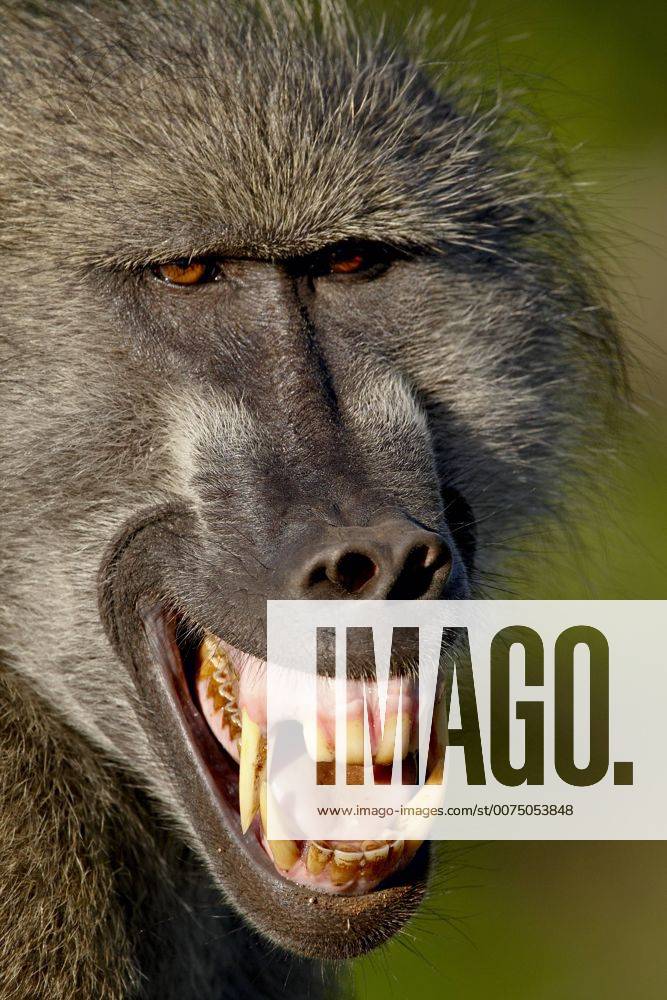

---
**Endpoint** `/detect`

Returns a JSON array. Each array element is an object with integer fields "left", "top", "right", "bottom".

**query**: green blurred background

[{"left": 353, "top": 1, "right": 667, "bottom": 997}]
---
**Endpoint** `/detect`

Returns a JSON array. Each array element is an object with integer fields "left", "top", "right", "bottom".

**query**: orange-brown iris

[
  {"left": 155, "top": 259, "right": 211, "bottom": 285},
  {"left": 330, "top": 252, "right": 365, "bottom": 274}
]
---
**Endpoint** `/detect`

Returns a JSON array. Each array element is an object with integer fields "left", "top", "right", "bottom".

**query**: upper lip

[{"left": 99, "top": 506, "right": 431, "bottom": 958}]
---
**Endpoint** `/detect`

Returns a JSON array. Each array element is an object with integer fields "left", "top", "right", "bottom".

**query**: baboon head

[{"left": 0, "top": 0, "right": 621, "bottom": 961}]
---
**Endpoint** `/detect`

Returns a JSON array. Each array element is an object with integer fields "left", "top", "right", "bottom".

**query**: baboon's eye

[
  {"left": 330, "top": 250, "right": 366, "bottom": 274},
  {"left": 151, "top": 259, "right": 220, "bottom": 286},
  {"left": 312, "top": 241, "right": 398, "bottom": 280}
]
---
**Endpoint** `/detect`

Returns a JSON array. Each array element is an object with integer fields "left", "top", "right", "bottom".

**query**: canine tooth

[
  {"left": 306, "top": 842, "right": 332, "bottom": 875},
  {"left": 258, "top": 779, "right": 298, "bottom": 869},
  {"left": 427, "top": 757, "right": 445, "bottom": 785},
  {"left": 239, "top": 707, "right": 264, "bottom": 833},
  {"left": 268, "top": 839, "right": 300, "bottom": 872},
  {"left": 374, "top": 711, "right": 411, "bottom": 765},
  {"left": 259, "top": 777, "right": 268, "bottom": 837},
  {"left": 396, "top": 758, "right": 445, "bottom": 842}
]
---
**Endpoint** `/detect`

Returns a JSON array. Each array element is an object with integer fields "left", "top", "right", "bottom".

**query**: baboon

[{"left": 0, "top": 1, "right": 623, "bottom": 997}]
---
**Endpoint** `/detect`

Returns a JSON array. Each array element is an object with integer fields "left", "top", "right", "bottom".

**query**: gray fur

[{"left": 0, "top": 1, "right": 622, "bottom": 997}]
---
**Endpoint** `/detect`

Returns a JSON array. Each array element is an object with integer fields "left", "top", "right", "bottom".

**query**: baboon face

[{"left": 0, "top": 1, "right": 619, "bottom": 959}]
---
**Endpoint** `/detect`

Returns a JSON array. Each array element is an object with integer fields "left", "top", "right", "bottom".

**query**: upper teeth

[
  {"left": 196, "top": 633, "right": 437, "bottom": 890},
  {"left": 239, "top": 706, "right": 265, "bottom": 833},
  {"left": 198, "top": 637, "right": 241, "bottom": 737}
]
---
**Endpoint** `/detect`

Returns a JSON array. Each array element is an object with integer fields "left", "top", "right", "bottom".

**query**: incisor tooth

[
  {"left": 362, "top": 843, "right": 391, "bottom": 880},
  {"left": 334, "top": 848, "right": 363, "bottom": 863},
  {"left": 361, "top": 841, "right": 389, "bottom": 859},
  {"left": 316, "top": 726, "right": 334, "bottom": 761},
  {"left": 345, "top": 717, "right": 365, "bottom": 764},
  {"left": 330, "top": 850, "right": 361, "bottom": 886},
  {"left": 239, "top": 707, "right": 264, "bottom": 833},
  {"left": 304, "top": 723, "right": 335, "bottom": 762},
  {"left": 268, "top": 838, "right": 300, "bottom": 872},
  {"left": 306, "top": 842, "right": 332, "bottom": 875},
  {"left": 364, "top": 844, "right": 389, "bottom": 861},
  {"left": 374, "top": 711, "right": 411, "bottom": 765}
]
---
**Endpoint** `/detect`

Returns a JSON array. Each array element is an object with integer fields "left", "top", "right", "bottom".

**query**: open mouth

[
  {"left": 192, "top": 633, "right": 444, "bottom": 895},
  {"left": 100, "top": 509, "right": 434, "bottom": 957}
]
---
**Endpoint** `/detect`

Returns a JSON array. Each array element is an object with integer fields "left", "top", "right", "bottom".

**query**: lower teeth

[{"left": 197, "top": 633, "right": 424, "bottom": 889}]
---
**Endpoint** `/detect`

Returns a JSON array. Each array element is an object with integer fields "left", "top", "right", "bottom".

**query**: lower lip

[{"left": 101, "top": 509, "right": 431, "bottom": 958}]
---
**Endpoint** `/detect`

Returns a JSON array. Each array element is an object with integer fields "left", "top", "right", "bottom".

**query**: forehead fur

[{"left": 0, "top": 0, "right": 548, "bottom": 267}]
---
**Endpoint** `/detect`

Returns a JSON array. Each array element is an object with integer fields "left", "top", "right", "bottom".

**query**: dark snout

[{"left": 286, "top": 518, "right": 452, "bottom": 599}]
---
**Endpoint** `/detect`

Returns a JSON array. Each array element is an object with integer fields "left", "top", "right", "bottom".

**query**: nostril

[
  {"left": 388, "top": 538, "right": 452, "bottom": 599},
  {"left": 297, "top": 525, "right": 451, "bottom": 600},
  {"left": 331, "top": 551, "right": 378, "bottom": 594},
  {"left": 417, "top": 542, "right": 449, "bottom": 573},
  {"left": 307, "top": 564, "right": 329, "bottom": 588}
]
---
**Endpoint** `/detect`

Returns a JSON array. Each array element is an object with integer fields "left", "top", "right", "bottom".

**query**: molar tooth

[
  {"left": 199, "top": 635, "right": 223, "bottom": 672},
  {"left": 198, "top": 637, "right": 216, "bottom": 677},
  {"left": 199, "top": 657, "right": 216, "bottom": 680},
  {"left": 306, "top": 842, "right": 333, "bottom": 875},
  {"left": 199, "top": 634, "right": 235, "bottom": 684},
  {"left": 239, "top": 707, "right": 265, "bottom": 833}
]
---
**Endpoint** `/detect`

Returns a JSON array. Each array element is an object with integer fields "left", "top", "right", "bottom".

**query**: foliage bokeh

[{"left": 353, "top": 2, "right": 667, "bottom": 996}]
